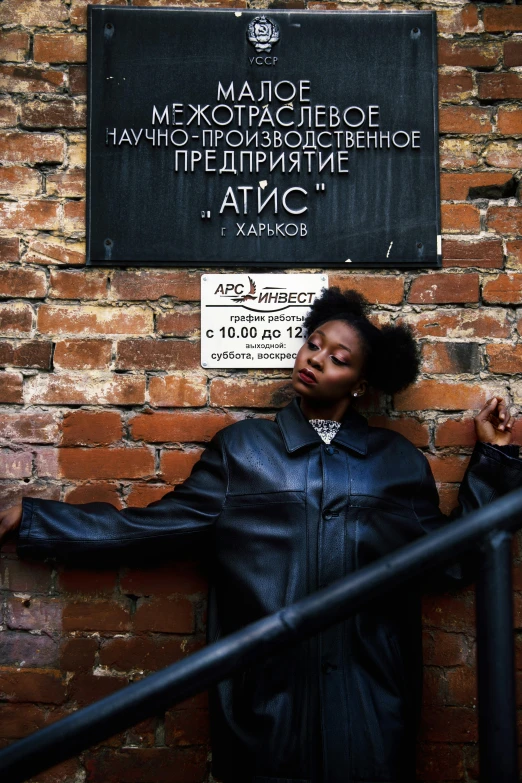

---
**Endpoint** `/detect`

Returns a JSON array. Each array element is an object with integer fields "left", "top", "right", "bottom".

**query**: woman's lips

[{"left": 298, "top": 368, "right": 317, "bottom": 385}]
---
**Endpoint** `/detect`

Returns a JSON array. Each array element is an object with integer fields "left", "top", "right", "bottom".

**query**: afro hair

[{"left": 303, "top": 286, "right": 420, "bottom": 395}]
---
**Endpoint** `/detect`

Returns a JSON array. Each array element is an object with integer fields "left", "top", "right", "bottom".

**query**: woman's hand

[
  {"left": 0, "top": 503, "right": 23, "bottom": 547},
  {"left": 474, "top": 396, "right": 515, "bottom": 446}
]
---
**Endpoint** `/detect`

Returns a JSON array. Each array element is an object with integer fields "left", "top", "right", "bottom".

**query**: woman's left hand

[{"left": 474, "top": 396, "right": 515, "bottom": 446}]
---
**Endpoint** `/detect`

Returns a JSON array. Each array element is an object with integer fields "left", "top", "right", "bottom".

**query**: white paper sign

[{"left": 201, "top": 274, "right": 328, "bottom": 368}]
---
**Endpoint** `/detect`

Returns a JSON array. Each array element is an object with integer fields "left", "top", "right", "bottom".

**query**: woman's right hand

[{"left": 0, "top": 503, "right": 23, "bottom": 547}]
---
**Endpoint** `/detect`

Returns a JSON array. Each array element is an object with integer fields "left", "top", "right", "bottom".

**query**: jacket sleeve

[
  {"left": 16, "top": 432, "right": 228, "bottom": 563},
  {"left": 412, "top": 441, "right": 522, "bottom": 592}
]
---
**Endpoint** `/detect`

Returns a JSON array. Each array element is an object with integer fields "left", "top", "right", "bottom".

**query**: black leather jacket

[{"left": 17, "top": 399, "right": 522, "bottom": 783}]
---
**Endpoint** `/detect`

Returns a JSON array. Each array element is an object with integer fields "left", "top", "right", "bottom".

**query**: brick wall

[{"left": 1, "top": 0, "right": 522, "bottom": 780}]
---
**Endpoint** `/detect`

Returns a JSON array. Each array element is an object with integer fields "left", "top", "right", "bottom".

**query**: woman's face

[{"left": 291, "top": 320, "right": 368, "bottom": 416}]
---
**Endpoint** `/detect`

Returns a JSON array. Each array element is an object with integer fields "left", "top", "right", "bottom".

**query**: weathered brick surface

[{"left": 0, "top": 4, "right": 522, "bottom": 781}]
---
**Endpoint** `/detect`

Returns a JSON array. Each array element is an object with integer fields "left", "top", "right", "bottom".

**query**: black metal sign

[{"left": 87, "top": 8, "right": 440, "bottom": 267}]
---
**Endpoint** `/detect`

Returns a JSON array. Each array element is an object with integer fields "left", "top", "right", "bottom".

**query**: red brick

[
  {"left": 438, "top": 39, "right": 500, "bottom": 68},
  {"left": 121, "top": 560, "right": 206, "bottom": 596},
  {"left": 60, "top": 637, "right": 98, "bottom": 672},
  {"left": 497, "top": 107, "right": 522, "bottom": 136},
  {"left": 422, "top": 592, "right": 475, "bottom": 632},
  {"left": 0, "top": 413, "right": 58, "bottom": 443},
  {"left": 24, "top": 373, "right": 145, "bottom": 406},
  {"left": 125, "top": 483, "right": 170, "bottom": 507},
  {"left": 487, "top": 343, "right": 522, "bottom": 374},
  {"left": 508, "top": 241, "right": 522, "bottom": 269},
  {"left": 34, "top": 33, "right": 87, "bottom": 63},
  {"left": 423, "top": 630, "right": 469, "bottom": 667},
  {"left": 160, "top": 449, "right": 203, "bottom": 484},
  {"left": 149, "top": 375, "right": 207, "bottom": 407},
  {"left": 68, "top": 673, "right": 127, "bottom": 707},
  {"left": 504, "top": 40, "right": 522, "bottom": 68},
  {"left": 69, "top": 65, "right": 87, "bottom": 96},
  {"left": 478, "top": 73, "right": 522, "bottom": 101},
  {"left": 63, "top": 601, "right": 131, "bottom": 632},
  {"left": 133, "top": 596, "right": 195, "bottom": 633},
  {"left": 487, "top": 207, "right": 522, "bottom": 237},
  {"left": 210, "top": 378, "right": 293, "bottom": 408},
  {"left": 0, "top": 340, "right": 51, "bottom": 369},
  {"left": 70, "top": 0, "right": 127, "bottom": 26},
  {"left": 0, "top": 703, "right": 65, "bottom": 738},
  {"left": 446, "top": 667, "right": 477, "bottom": 708},
  {"left": 130, "top": 410, "right": 239, "bottom": 443},
  {"left": 0, "top": 557, "right": 52, "bottom": 592},
  {"left": 27, "top": 238, "right": 85, "bottom": 266},
  {"left": 484, "top": 141, "right": 522, "bottom": 169},
  {"left": 57, "top": 447, "right": 154, "bottom": 480},
  {"left": 436, "top": 5, "right": 480, "bottom": 35},
  {"left": 0, "top": 631, "right": 59, "bottom": 668},
  {"left": 436, "top": 483, "right": 462, "bottom": 516},
  {"left": 0, "top": 65, "right": 66, "bottom": 93},
  {"left": 483, "top": 273, "right": 522, "bottom": 304},
  {"left": 0, "top": 449, "right": 32, "bottom": 478},
  {"left": 394, "top": 380, "right": 502, "bottom": 412},
  {"left": 0, "top": 200, "right": 60, "bottom": 230},
  {"left": 439, "top": 139, "right": 479, "bottom": 169},
  {"left": 408, "top": 273, "right": 479, "bottom": 304},
  {"left": 434, "top": 418, "right": 478, "bottom": 449},
  {"left": 21, "top": 99, "right": 86, "bottom": 129},
  {"left": 326, "top": 274, "right": 404, "bottom": 304},
  {"left": 438, "top": 70, "right": 474, "bottom": 102},
  {"left": 442, "top": 238, "right": 503, "bottom": 269},
  {"left": 46, "top": 169, "right": 85, "bottom": 197},
  {"left": 6, "top": 597, "right": 62, "bottom": 631},
  {"left": 416, "top": 741, "right": 465, "bottom": 781},
  {"left": 426, "top": 454, "right": 470, "bottom": 483},
  {"left": 62, "top": 410, "right": 123, "bottom": 446},
  {"left": 84, "top": 747, "right": 207, "bottom": 783},
  {"left": 165, "top": 709, "right": 209, "bottom": 747},
  {"left": 64, "top": 482, "right": 122, "bottom": 507},
  {"left": 439, "top": 105, "right": 493, "bottom": 135},
  {"left": 111, "top": 271, "right": 200, "bottom": 301},
  {"left": 440, "top": 172, "right": 513, "bottom": 202},
  {"left": 53, "top": 339, "right": 112, "bottom": 370},
  {"left": 0, "top": 372, "right": 22, "bottom": 403},
  {"left": 367, "top": 415, "right": 429, "bottom": 447},
  {"left": 49, "top": 269, "right": 107, "bottom": 300},
  {"left": 37, "top": 304, "right": 152, "bottom": 336},
  {"left": 440, "top": 204, "right": 480, "bottom": 234},
  {"left": 0, "top": 236, "right": 19, "bottom": 262},
  {"left": 0, "top": 166, "right": 42, "bottom": 196},
  {"left": 0, "top": 31, "right": 30, "bottom": 62},
  {"left": 0, "top": 667, "right": 66, "bottom": 704},
  {"left": 0, "top": 98, "right": 17, "bottom": 127},
  {"left": 156, "top": 310, "right": 200, "bottom": 337},
  {"left": 401, "top": 309, "right": 511, "bottom": 339},
  {"left": 0, "top": 0, "right": 68, "bottom": 26},
  {"left": 0, "top": 267, "right": 47, "bottom": 299},
  {"left": 116, "top": 339, "right": 199, "bottom": 370},
  {"left": 484, "top": 6, "right": 522, "bottom": 32},
  {"left": 0, "top": 302, "right": 33, "bottom": 335},
  {"left": 421, "top": 342, "right": 481, "bottom": 375},
  {"left": 420, "top": 706, "right": 477, "bottom": 743},
  {"left": 99, "top": 635, "right": 198, "bottom": 672},
  {"left": 63, "top": 199, "right": 85, "bottom": 231}
]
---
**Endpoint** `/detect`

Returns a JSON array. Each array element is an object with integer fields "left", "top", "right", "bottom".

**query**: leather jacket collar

[{"left": 276, "top": 397, "right": 368, "bottom": 455}]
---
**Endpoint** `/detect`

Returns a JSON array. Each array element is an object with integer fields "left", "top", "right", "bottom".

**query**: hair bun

[{"left": 367, "top": 323, "right": 421, "bottom": 395}]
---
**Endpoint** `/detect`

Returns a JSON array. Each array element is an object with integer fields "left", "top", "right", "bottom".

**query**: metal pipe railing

[{"left": 1, "top": 486, "right": 522, "bottom": 783}]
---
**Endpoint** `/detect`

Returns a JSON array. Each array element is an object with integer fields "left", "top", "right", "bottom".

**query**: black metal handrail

[{"left": 1, "top": 487, "right": 522, "bottom": 783}]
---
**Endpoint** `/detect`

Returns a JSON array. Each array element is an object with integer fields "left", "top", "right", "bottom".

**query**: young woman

[{"left": 0, "top": 287, "right": 521, "bottom": 783}]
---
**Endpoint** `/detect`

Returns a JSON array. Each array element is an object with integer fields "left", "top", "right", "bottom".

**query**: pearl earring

[{"left": 353, "top": 392, "right": 358, "bottom": 397}]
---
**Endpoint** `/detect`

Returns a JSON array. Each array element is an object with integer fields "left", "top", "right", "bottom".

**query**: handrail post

[{"left": 475, "top": 530, "right": 518, "bottom": 783}]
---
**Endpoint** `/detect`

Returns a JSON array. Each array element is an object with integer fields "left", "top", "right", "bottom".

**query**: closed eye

[
  {"left": 307, "top": 341, "right": 319, "bottom": 351},
  {"left": 331, "top": 356, "right": 349, "bottom": 366}
]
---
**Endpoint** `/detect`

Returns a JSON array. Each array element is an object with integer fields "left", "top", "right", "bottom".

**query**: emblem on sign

[{"left": 247, "top": 16, "right": 280, "bottom": 53}]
